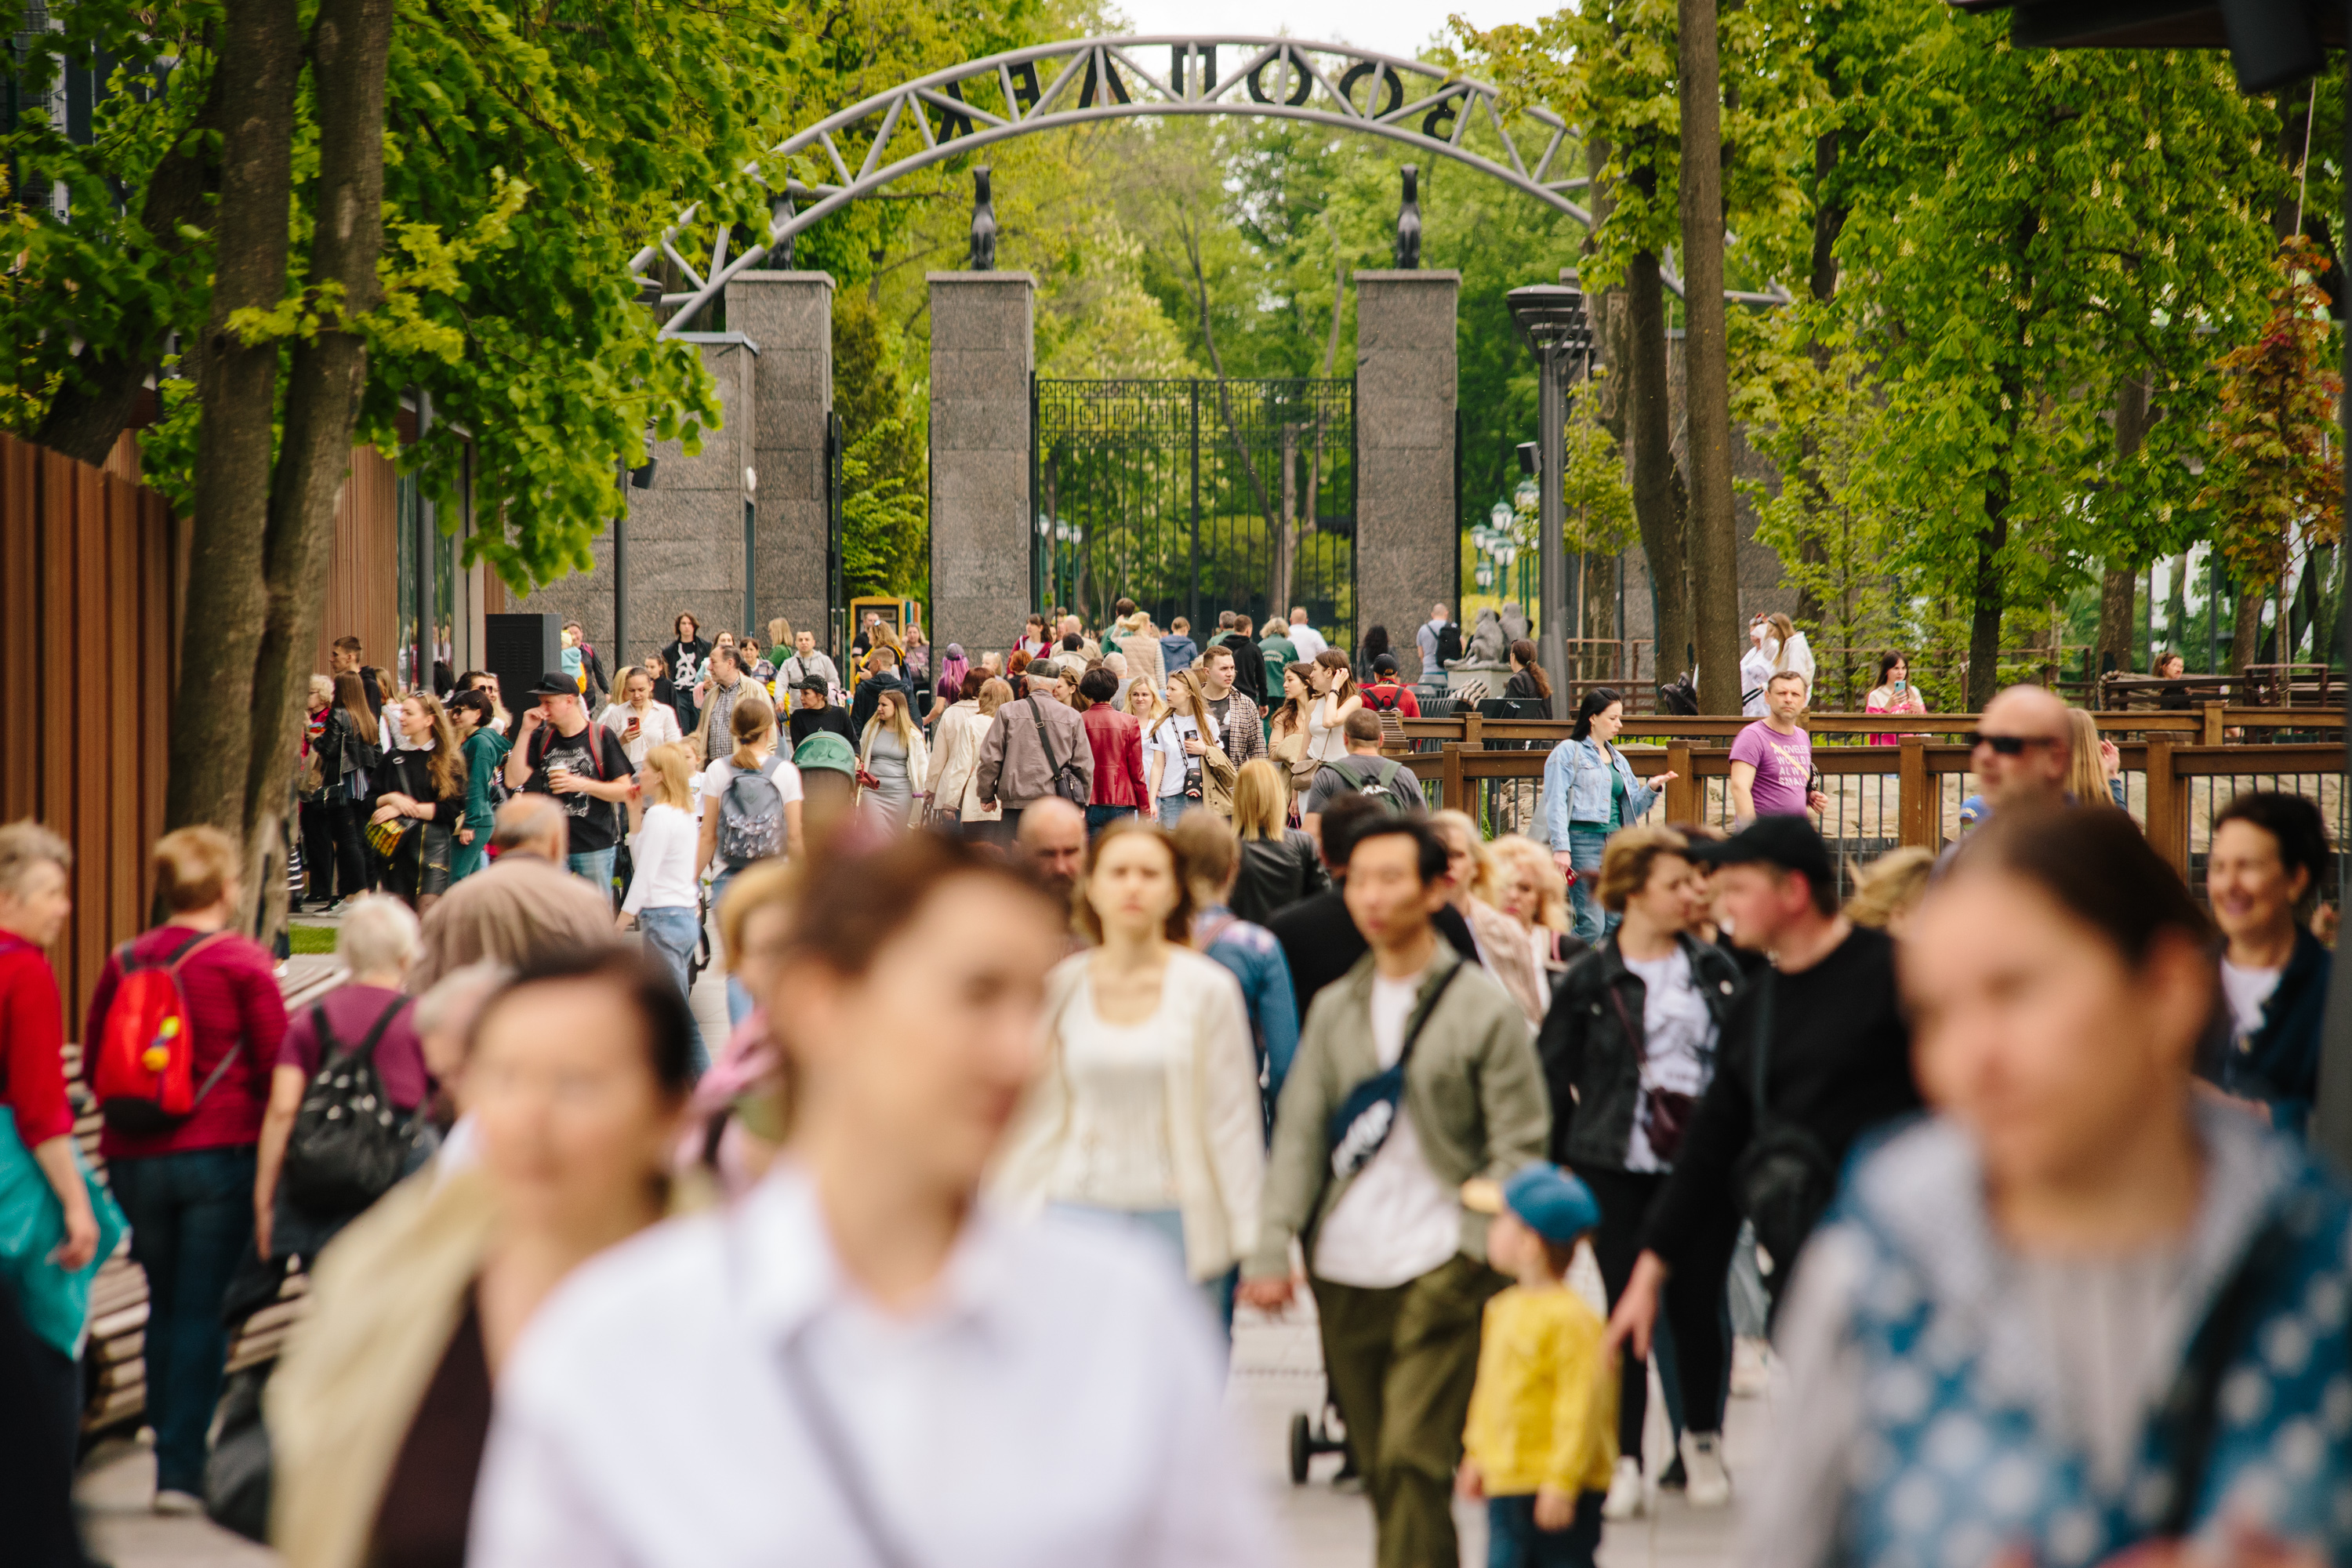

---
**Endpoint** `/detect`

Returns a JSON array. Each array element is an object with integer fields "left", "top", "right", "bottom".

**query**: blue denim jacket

[
  {"left": 1540, "top": 737, "right": 1657, "bottom": 851},
  {"left": 1194, "top": 907, "right": 1301, "bottom": 1102}
]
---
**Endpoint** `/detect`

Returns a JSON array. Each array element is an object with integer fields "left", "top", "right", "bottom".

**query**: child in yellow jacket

[{"left": 1457, "top": 1163, "right": 1617, "bottom": 1568}]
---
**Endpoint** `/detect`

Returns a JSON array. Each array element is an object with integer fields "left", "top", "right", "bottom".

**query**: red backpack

[{"left": 91, "top": 930, "right": 235, "bottom": 1134}]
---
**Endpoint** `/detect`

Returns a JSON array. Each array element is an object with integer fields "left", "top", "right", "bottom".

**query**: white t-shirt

[
  {"left": 1147, "top": 716, "right": 1199, "bottom": 800},
  {"left": 1286, "top": 622, "right": 1329, "bottom": 662},
  {"left": 1045, "top": 975, "right": 1185, "bottom": 1210},
  {"left": 1312, "top": 967, "right": 1462, "bottom": 1288},
  {"left": 622, "top": 803, "right": 699, "bottom": 915},
  {"left": 699, "top": 752, "right": 804, "bottom": 833},
  {"left": 2220, "top": 959, "right": 2283, "bottom": 1040},
  {"left": 1621, "top": 946, "right": 1717, "bottom": 1173}
]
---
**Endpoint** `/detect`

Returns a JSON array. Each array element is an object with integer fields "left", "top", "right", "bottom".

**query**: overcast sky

[{"left": 1106, "top": 1, "right": 1558, "bottom": 64}]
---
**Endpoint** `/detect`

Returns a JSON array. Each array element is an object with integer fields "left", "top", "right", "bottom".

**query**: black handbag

[
  {"left": 1728, "top": 974, "right": 1838, "bottom": 1283},
  {"left": 1029, "top": 699, "right": 1089, "bottom": 807},
  {"left": 284, "top": 998, "right": 422, "bottom": 1216},
  {"left": 1327, "top": 964, "right": 1462, "bottom": 1179}
]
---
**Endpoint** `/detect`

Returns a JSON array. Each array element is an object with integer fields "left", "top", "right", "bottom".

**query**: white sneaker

[
  {"left": 1730, "top": 1334, "right": 1773, "bottom": 1398},
  {"left": 154, "top": 1488, "right": 205, "bottom": 1515},
  {"left": 1601, "top": 1455, "right": 1646, "bottom": 1520},
  {"left": 1681, "top": 1432, "right": 1732, "bottom": 1508}
]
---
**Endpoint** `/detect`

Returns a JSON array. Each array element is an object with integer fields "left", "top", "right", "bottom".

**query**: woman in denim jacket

[{"left": 1541, "top": 688, "right": 1675, "bottom": 942}]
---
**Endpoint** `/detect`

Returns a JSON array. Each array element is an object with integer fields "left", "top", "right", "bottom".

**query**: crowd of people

[{"left": 1, "top": 596, "right": 2347, "bottom": 1568}]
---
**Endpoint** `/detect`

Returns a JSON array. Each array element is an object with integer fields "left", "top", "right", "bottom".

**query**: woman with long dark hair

[
  {"left": 1863, "top": 652, "right": 1926, "bottom": 746},
  {"left": 445, "top": 688, "right": 510, "bottom": 883},
  {"left": 1504, "top": 637, "right": 1552, "bottom": 705},
  {"left": 321, "top": 671, "right": 383, "bottom": 905},
  {"left": 1539, "top": 687, "right": 1675, "bottom": 942},
  {"left": 369, "top": 691, "right": 467, "bottom": 916},
  {"left": 1356, "top": 623, "right": 1392, "bottom": 682}
]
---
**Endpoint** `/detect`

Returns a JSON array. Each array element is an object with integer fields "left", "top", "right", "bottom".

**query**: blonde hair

[
  {"left": 1232, "top": 760, "right": 1290, "bottom": 840},
  {"left": 154, "top": 826, "right": 239, "bottom": 913},
  {"left": 405, "top": 692, "right": 464, "bottom": 801},
  {"left": 1595, "top": 825, "right": 1692, "bottom": 914},
  {"left": 862, "top": 685, "right": 917, "bottom": 754},
  {"left": 1427, "top": 810, "right": 1496, "bottom": 902},
  {"left": 1766, "top": 612, "right": 1799, "bottom": 670},
  {"left": 336, "top": 894, "right": 420, "bottom": 978},
  {"left": 307, "top": 674, "right": 336, "bottom": 708},
  {"left": 0, "top": 821, "right": 71, "bottom": 899},
  {"left": 1846, "top": 846, "right": 1936, "bottom": 931},
  {"left": 729, "top": 693, "right": 778, "bottom": 771},
  {"left": 641, "top": 742, "right": 696, "bottom": 808},
  {"left": 1490, "top": 836, "right": 1570, "bottom": 932},
  {"left": 976, "top": 677, "right": 1014, "bottom": 717},
  {"left": 2063, "top": 708, "right": 2117, "bottom": 809}
]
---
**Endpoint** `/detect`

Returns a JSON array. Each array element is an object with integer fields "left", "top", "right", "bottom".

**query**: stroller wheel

[{"left": 1289, "top": 1412, "right": 1313, "bottom": 1485}]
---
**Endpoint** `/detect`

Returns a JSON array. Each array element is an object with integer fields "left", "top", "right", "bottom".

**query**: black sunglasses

[{"left": 1974, "top": 732, "right": 2058, "bottom": 756}]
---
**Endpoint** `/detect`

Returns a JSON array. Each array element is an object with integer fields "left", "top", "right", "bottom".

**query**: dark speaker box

[{"left": 485, "top": 614, "right": 562, "bottom": 712}]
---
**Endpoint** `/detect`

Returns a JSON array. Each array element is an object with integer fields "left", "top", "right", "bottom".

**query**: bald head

[
  {"left": 1973, "top": 684, "right": 2074, "bottom": 811},
  {"left": 1015, "top": 797, "right": 1087, "bottom": 901},
  {"left": 490, "top": 796, "right": 568, "bottom": 858}
]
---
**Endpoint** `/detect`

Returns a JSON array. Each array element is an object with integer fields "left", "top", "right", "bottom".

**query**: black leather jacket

[
  {"left": 1229, "top": 832, "right": 1330, "bottom": 925},
  {"left": 1538, "top": 931, "right": 1745, "bottom": 1171}
]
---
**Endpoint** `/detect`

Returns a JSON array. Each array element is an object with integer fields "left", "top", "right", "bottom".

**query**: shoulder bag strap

[
  {"left": 1027, "top": 699, "right": 1063, "bottom": 776},
  {"left": 776, "top": 1334, "right": 922, "bottom": 1568},
  {"left": 172, "top": 932, "right": 243, "bottom": 1110},
  {"left": 1395, "top": 958, "right": 1466, "bottom": 1080}
]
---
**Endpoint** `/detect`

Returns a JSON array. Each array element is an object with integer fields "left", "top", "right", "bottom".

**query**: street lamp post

[{"left": 1507, "top": 285, "right": 1594, "bottom": 719}]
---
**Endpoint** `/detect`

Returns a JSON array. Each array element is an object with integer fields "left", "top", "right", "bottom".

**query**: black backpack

[
  {"left": 283, "top": 997, "right": 419, "bottom": 1216},
  {"left": 1432, "top": 622, "right": 1464, "bottom": 664}
]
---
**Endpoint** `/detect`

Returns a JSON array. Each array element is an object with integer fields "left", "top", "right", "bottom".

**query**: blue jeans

[
  {"left": 709, "top": 867, "right": 754, "bottom": 1030},
  {"left": 568, "top": 847, "right": 617, "bottom": 906},
  {"left": 110, "top": 1145, "right": 258, "bottom": 1494},
  {"left": 1487, "top": 1490, "right": 1603, "bottom": 1568},
  {"left": 1565, "top": 826, "right": 1616, "bottom": 944},
  {"left": 635, "top": 906, "right": 710, "bottom": 1075},
  {"left": 1084, "top": 804, "right": 1135, "bottom": 837},
  {"left": 1157, "top": 793, "right": 1191, "bottom": 828}
]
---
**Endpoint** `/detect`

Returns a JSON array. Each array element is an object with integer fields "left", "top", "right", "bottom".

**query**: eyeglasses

[{"left": 1973, "top": 732, "right": 2059, "bottom": 756}]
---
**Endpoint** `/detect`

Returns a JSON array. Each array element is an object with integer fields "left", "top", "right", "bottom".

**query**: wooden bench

[{"left": 70, "top": 956, "right": 345, "bottom": 1439}]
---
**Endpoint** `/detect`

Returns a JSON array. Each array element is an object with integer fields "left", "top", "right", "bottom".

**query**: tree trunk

[
  {"left": 164, "top": 0, "right": 303, "bottom": 840},
  {"left": 2231, "top": 579, "right": 2263, "bottom": 678},
  {"left": 1677, "top": 0, "right": 1740, "bottom": 713},
  {"left": 1624, "top": 253, "right": 1688, "bottom": 683},
  {"left": 2163, "top": 552, "right": 2190, "bottom": 662},
  {"left": 233, "top": 0, "right": 397, "bottom": 926},
  {"left": 2093, "top": 373, "right": 2151, "bottom": 684}
]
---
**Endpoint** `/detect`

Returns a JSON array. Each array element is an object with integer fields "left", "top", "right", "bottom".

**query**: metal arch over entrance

[{"left": 634, "top": 35, "right": 1784, "bottom": 336}]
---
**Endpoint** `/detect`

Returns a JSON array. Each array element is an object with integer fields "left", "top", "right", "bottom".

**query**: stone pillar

[
  {"left": 513, "top": 336, "right": 757, "bottom": 666},
  {"left": 727, "top": 272, "right": 835, "bottom": 650},
  {"left": 928, "top": 272, "right": 1034, "bottom": 660},
  {"left": 1353, "top": 270, "right": 1459, "bottom": 683}
]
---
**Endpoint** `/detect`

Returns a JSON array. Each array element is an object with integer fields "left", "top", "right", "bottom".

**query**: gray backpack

[
  {"left": 717, "top": 756, "right": 788, "bottom": 868},
  {"left": 1327, "top": 754, "right": 1416, "bottom": 815}
]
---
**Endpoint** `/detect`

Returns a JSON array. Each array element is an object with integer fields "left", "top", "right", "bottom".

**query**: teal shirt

[{"left": 1570, "top": 747, "right": 1631, "bottom": 829}]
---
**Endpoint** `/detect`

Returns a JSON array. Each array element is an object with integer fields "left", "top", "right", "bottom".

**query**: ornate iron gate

[{"left": 1031, "top": 378, "right": 1356, "bottom": 650}]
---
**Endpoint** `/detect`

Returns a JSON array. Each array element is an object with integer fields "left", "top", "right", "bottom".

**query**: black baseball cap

[
  {"left": 1373, "top": 652, "right": 1399, "bottom": 675},
  {"left": 528, "top": 672, "right": 579, "bottom": 698},
  {"left": 1682, "top": 815, "right": 1835, "bottom": 894}
]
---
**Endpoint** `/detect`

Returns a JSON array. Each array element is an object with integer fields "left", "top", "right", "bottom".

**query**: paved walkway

[{"left": 82, "top": 1298, "right": 1760, "bottom": 1568}]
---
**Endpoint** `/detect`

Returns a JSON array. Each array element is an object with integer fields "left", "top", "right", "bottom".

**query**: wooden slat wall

[
  {"left": 311, "top": 444, "right": 400, "bottom": 678},
  {"left": 0, "top": 434, "right": 187, "bottom": 1024}
]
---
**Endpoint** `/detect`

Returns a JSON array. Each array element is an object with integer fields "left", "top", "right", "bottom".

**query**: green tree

[{"left": 833, "top": 289, "right": 927, "bottom": 600}]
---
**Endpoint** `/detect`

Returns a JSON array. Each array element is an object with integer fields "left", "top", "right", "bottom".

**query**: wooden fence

[
  {"left": 0, "top": 433, "right": 187, "bottom": 1023},
  {"left": 1390, "top": 708, "right": 2348, "bottom": 905}
]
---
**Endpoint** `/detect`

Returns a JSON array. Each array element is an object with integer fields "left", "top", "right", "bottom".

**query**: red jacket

[
  {"left": 1363, "top": 681, "right": 1422, "bottom": 717},
  {"left": 84, "top": 924, "right": 285, "bottom": 1160},
  {"left": 1081, "top": 705, "right": 1150, "bottom": 809},
  {"left": 0, "top": 936, "right": 73, "bottom": 1145}
]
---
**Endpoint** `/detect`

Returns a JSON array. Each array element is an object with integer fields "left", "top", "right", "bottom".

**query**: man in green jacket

[{"left": 1240, "top": 818, "right": 1551, "bottom": 1568}]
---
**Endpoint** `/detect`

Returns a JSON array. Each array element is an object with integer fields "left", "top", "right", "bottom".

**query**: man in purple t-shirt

[{"left": 1730, "top": 670, "right": 1829, "bottom": 824}]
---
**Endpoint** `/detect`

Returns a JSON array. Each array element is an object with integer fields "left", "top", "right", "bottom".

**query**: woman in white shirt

[
  {"left": 619, "top": 742, "right": 707, "bottom": 1072},
  {"left": 993, "top": 820, "right": 1262, "bottom": 1331},
  {"left": 470, "top": 832, "right": 1272, "bottom": 1568},
  {"left": 601, "top": 666, "right": 683, "bottom": 768},
  {"left": 695, "top": 694, "right": 804, "bottom": 1029},
  {"left": 1764, "top": 612, "right": 1815, "bottom": 700}
]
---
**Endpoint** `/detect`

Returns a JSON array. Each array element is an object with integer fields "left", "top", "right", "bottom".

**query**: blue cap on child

[{"left": 1502, "top": 1163, "right": 1602, "bottom": 1244}]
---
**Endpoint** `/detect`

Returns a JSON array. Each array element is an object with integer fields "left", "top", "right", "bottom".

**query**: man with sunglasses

[{"left": 1969, "top": 684, "right": 2074, "bottom": 818}]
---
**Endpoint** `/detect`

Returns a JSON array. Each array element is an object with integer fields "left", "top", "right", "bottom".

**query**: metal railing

[{"left": 1395, "top": 711, "right": 2347, "bottom": 906}]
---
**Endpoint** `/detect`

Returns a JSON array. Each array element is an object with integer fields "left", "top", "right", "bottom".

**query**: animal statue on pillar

[
  {"left": 1394, "top": 165, "right": 1421, "bottom": 270},
  {"left": 769, "top": 184, "right": 797, "bottom": 269},
  {"left": 969, "top": 166, "right": 999, "bottom": 272}
]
